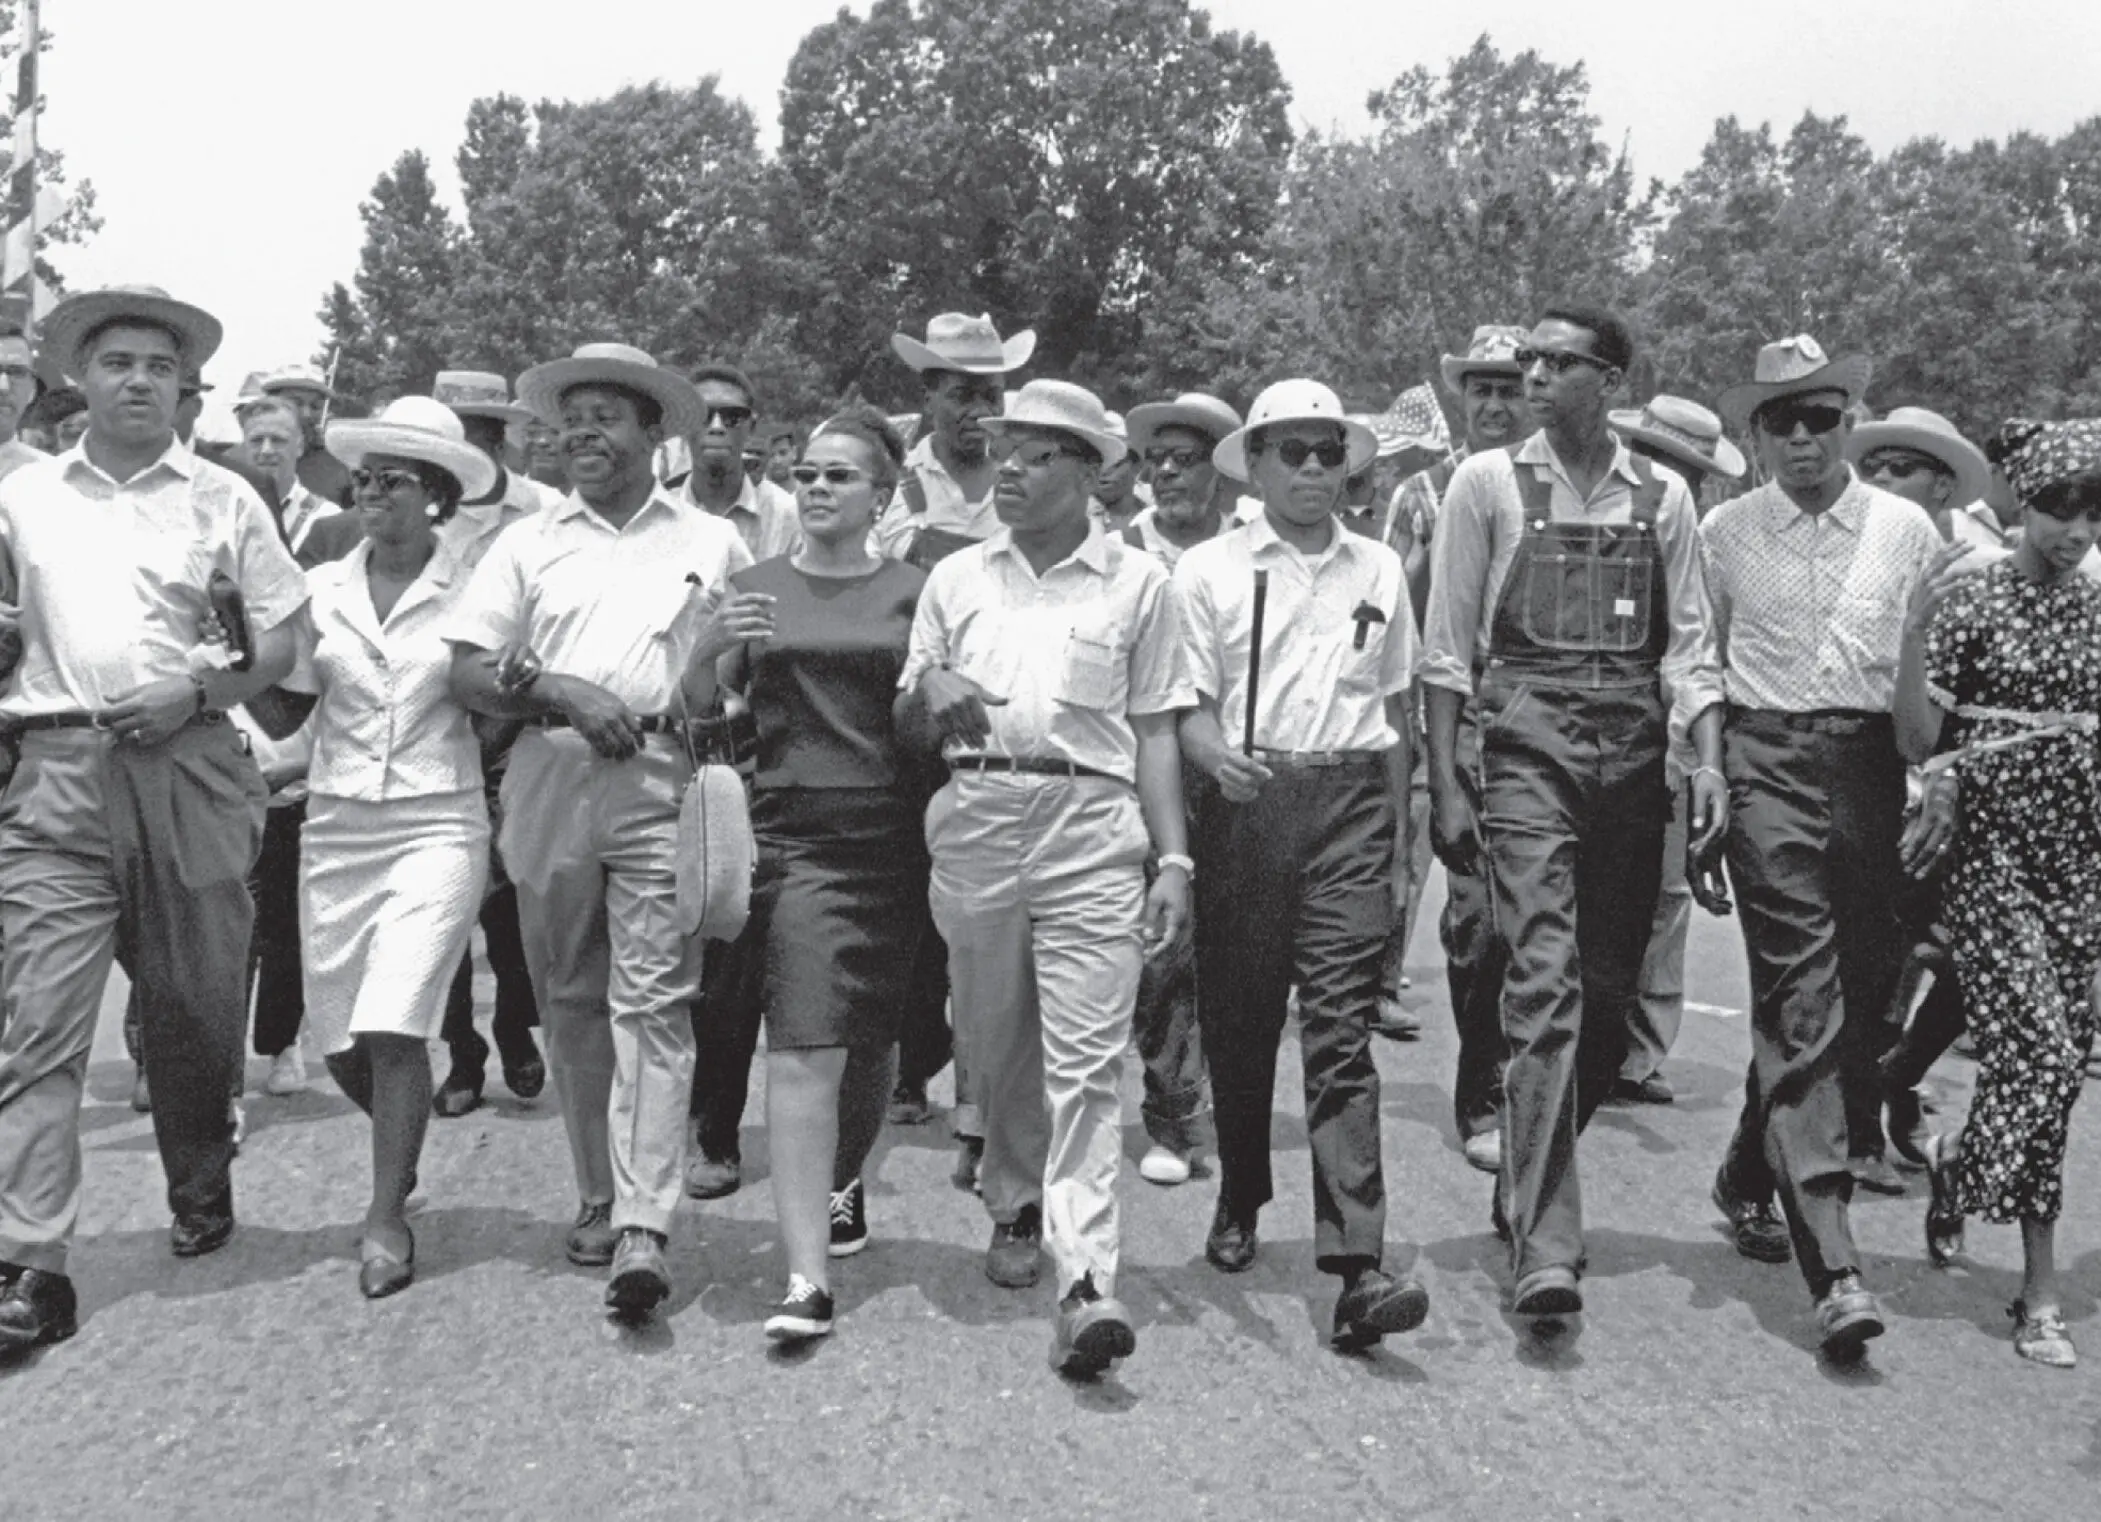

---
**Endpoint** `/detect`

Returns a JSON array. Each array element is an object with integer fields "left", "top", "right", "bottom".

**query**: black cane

[{"left": 1243, "top": 568, "right": 1268, "bottom": 754}]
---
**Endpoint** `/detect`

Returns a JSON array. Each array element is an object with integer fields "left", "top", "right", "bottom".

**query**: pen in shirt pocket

[{"left": 1351, "top": 601, "right": 1387, "bottom": 651}]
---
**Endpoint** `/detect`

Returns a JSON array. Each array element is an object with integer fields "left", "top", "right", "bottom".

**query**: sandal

[
  {"left": 2010, "top": 1301, "right": 2077, "bottom": 1369},
  {"left": 358, "top": 1228, "right": 416, "bottom": 1301},
  {"left": 1923, "top": 1132, "right": 1964, "bottom": 1267}
]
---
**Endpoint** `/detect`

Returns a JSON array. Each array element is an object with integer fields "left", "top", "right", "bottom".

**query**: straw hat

[
  {"left": 980, "top": 379, "right": 1126, "bottom": 467},
  {"left": 1717, "top": 335, "right": 1872, "bottom": 432},
  {"left": 260, "top": 362, "right": 338, "bottom": 400},
  {"left": 516, "top": 342, "right": 707, "bottom": 439},
  {"left": 1125, "top": 393, "right": 1242, "bottom": 453},
  {"left": 434, "top": 369, "right": 534, "bottom": 424},
  {"left": 325, "top": 395, "right": 498, "bottom": 501},
  {"left": 1608, "top": 396, "right": 1747, "bottom": 481},
  {"left": 1845, "top": 406, "right": 1990, "bottom": 507},
  {"left": 1213, "top": 379, "right": 1378, "bottom": 482},
  {"left": 42, "top": 284, "right": 223, "bottom": 380},
  {"left": 1438, "top": 325, "right": 1528, "bottom": 395},
  {"left": 890, "top": 313, "right": 1036, "bottom": 375}
]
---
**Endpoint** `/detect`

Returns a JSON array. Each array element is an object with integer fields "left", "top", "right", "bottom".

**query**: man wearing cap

[
  {"left": 1842, "top": 407, "right": 1996, "bottom": 1166},
  {"left": 1389, "top": 325, "right": 1534, "bottom": 1174},
  {"left": 904, "top": 377, "right": 1192, "bottom": 1377},
  {"left": 424, "top": 370, "right": 557, "bottom": 1119},
  {"left": 261, "top": 363, "right": 355, "bottom": 508},
  {"left": 1603, "top": 397, "right": 1748, "bottom": 1107},
  {"left": 445, "top": 342, "right": 753, "bottom": 1323},
  {"left": 1700, "top": 335, "right": 1945, "bottom": 1356},
  {"left": 0, "top": 286, "right": 309, "bottom": 1352},
  {"left": 1174, "top": 377, "right": 1431, "bottom": 1351},
  {"left": 1422, "top": 305, "right": 1726, "bottom": 1320}
]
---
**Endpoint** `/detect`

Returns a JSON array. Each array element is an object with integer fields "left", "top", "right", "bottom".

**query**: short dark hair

[
  {"left": 814, "top": 404, "right": 905, "bottom": 490},
  {"left": 556, "top": 380, "right": 663, "bottom": 432},
  {"left": 459, "top": 414, "right": 509, "bottom": 456},
  {"left": 1539, "top": 304, "right": 1634, "bottom": 372},
  {"left": 767, "top": 425, "right": 799, "bottom": 448},
  {"left": 690, "top": 362, "right": 757, "bottom": 410}
]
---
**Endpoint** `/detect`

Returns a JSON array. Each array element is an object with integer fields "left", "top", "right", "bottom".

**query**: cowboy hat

[
  {"left": 1125, "top": 393, "right": 1243, "bottom": 454},
  {"left": 434, "top": 369, "right": 534, "bottom": 425},
  {"left": 1213, "top": 379, "right": 1378, "bottom": 483},
  {"left": 1845, "top": 406, "right": 1990, "bottom": 507},
  {"left": 1438, "top": 324, "right": 1528, "bottom": 395},
  {"left": 979, "top": 379, "right": 1126, "bottom": 467},
  {"left": 516, "top": 341, "right": 707, "bottom": 439},
  {"left": 890, "top": 313, "right": 1036, "bottom": 375},
  {"left": 1362, "top": 383, "right": 1451, "bottom": 459},
  {"left": 41, "top": 284, "right": 224, "bottom": 380},
  {"left": 260, "top": 362, "right": 339, "bottom": 400},
  {"left": 1609, "top": 396, "right": 1747, "bottom": 482},
  {"left": 1717, "top": 334, "right": 1872, "bottom": 432},
  {"left": 325, "top": 395, "right": 498, "bottom": 501}
]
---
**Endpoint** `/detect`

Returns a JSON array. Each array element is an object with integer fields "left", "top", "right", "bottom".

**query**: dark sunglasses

[
  {"left": 1860, "top": 449, "right": 1944, "bottom": 480},
  {"left": 1143, "top": 445, "right": 1207, "bottom": 471},
  {"left": 789, "top": 463, "right": 869, "bottom": 487},
  {"left": 1259, "top": 437, "right": 1349, "bottom": 470},
  {"left": 990, "top": 436, "right": 1085, "bottom": 468},
  {"left": 702, "top": 404, "right": 755, "bottom": 429},
  {"left": 350, "top": 466, "right": 427, "bottom": 496},
  {"left": 1514, "top": 346, "right": 1614, "bottom": 376},
  {"left": 1757, "top": 402, "right": 1846, "bottom": 438}
]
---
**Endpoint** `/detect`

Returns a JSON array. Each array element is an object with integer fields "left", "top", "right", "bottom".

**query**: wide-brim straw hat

[
  {"left": 260, "top": 362, "right": 340, "bottom": 400},
  {"left": 326, "top": 395, "right": 497, "bottom": 501},
  {"left": 1439, "top": 324, "right": 1529, "bottom": 395},
  {"left": 1845, "top": 406, "right": 1990, "bottom": 507},
  {"left": 434, "top": 369, "right": 535, "bottom": 424},
  {"left": 1609, "top": 396, "right": 1747, "bottom": 481},
  {"left": 517, "top": 342, "right": 707, "bottom": 439},
  {"left": 1718, "top": 335, "right": 1872, "bottom": 432},
  {"left": 980, "top": 379, "right": 1126, "bottom": 467},
  {"left": 1125, "top": 393, "right": 1243, "bottom": 453},
  {"left": 1213, "top": 379, "right": 1378, "bottom": 483},
  {"left": 42, "top": 284, "right": 224, "bottom": 381},
  {"left": 890, "top": 312, "right": 1036, "bottom": 375}
]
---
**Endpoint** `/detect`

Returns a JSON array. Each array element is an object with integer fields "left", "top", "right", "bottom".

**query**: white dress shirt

[
  {"left": 680, "top": 471, "right": 802, "bottom": 562},
  {"left": 872, "top": 435, "right": 999, "bottom": 558}
]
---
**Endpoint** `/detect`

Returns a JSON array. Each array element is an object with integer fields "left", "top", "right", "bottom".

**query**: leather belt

[
  {"left": 950, "top": 755, "right": 1121, "bottom": 784},
  {"left": 3, "top": 709, "right": 226, "bottom": 735},
  {"left": 1252, "top": 748, "right": 1384, "bottom": 771},
  {"left": 533, "top": 713, "right": 691, "bottom": 737},
  {"left": 1727, "top": 706, "right": 1888, "bottom": 738}
]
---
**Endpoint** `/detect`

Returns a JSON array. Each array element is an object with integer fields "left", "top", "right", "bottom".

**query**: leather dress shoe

[
  {"left": 951, "top": 1136, "right": 984, "bottom": 1193},
  {"left": 685, "top": 1151, "right": 742, "bottom": 1200},
  {"left": 1611, "top": 1072, "right": 1675, "bottom": 1105},
  {"left": 0, "top": 1266, "right": 78, "bottom": 1354},
  {"left": 1369, "top": 999, "right": 1422, "bottom": 1041},
  {"left": 1052, "top": 1273, "right": 1136, "bottom": 1378},
  {"left": 1332, "top": 1268, "right": 1430, "bottom": 1352},
  {"left": 887, "top": 1082, "right": 932, "bottom": 1127},
  {"left": 984, "top": 1205, "right": 1043, "bottom": 1289},
  {"left": 432, "top": 1070, "right": 483, "bottom": 1119},
  {"left": 358, "top": 1230, "right": 416, "bottom": 1301},
  {"left": 606, "top": 1228, "right": 672, "bottom": 1318},
  {"left": 1204, "top": 1199, "right": 1258, "bottom": 1273},
  {"left": 1816, "top": 1272, "right": 1885, "bottom": 1358},
  {"left": 1512, "top": 1265, "right": 1583, "bottom": 1317},
  {"left": 1885, "top": 1084, "right": 1933, "bottom": 1169},
  {"left": 566, "top": 1201, "right": 618, "bottom": 1268},
  {"left": 130, "top": 1069, "right": 152, "bottom": 1114},
  {"left": 1851, "top": 1153, "right": 1909, "bottom": 1197},
  {"left": 170, "top": 1213, "right": 234, "bottom": 1259},
  {"left": 1711, "top": 1170, "right": 1792, "bottom": 1264},
  {"left": 502, "top": 1056, "right": 546, "bottom": 1102},
  {"left": 1463, "top": 1128, "right": 1502, "bottom": 1174}
]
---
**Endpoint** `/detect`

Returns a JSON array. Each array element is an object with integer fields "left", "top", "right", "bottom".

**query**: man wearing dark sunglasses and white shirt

[
  {"left": 671, "top": 363, "right": 801, "bottom": 563},
  {"left": 1421, "top": 306, "right": 1725, "bottom": 1324},
  {"left": 1700, "top": 337, "right": 1946, "bottom": 1360}
]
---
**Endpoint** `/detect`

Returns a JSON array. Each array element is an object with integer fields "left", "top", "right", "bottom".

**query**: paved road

[{"left": 3, "top": 878, "right": 2099, "bottom": 1520}]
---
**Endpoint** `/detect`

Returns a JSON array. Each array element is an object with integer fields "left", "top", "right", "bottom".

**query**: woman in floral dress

[{"left": 1893, "top": 417, "right": 2101, "bottom": 1370}]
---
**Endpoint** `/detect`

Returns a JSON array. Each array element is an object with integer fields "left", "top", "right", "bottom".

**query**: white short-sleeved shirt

[
  {"left": 899, "top": 522, "right": 1193, "bottom": 784},
  {"left": 441, "top": 488, "right": 752, "bottom": 714},
  {"left": 0, "top": 439, "right": 308, "bottom": 718},
  {"left": 872, "top": 435, "right": 999, "bottom": 558},
  {"left": 442, "top": 468, "right": 562, "bottom": 575},
  {"left": 1173, "top": 512, "right": 1416, "bottom": 753},
  {"left": 680, "top": 472, "right": 803, "bottom": 563},
  {"left": 285, "top": 540, "right": 483, "bottom": 801}
]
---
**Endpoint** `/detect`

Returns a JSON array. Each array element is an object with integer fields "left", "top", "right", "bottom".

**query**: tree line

[{"left": 315, "top": 0, "right": 2101, "bottom": 444}]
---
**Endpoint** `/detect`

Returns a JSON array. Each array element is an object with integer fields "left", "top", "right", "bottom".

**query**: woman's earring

[{"left": 425, "top": 502, "right": 442, "bottom": 520}]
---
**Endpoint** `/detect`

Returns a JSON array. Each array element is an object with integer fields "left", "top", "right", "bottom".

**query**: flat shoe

[
  {"left": 1512, "top": 1265, "right": 1582, "bottom": 1318},
  {"left": 358, "top": 1232, "right": 416, "bottom": 1300},
  {"left": 2011, "top": 1301, "right": 2077, "bottom": 1369},
  {"left": 1924, "top": 1133, "right": 1965, "bottom": 1266},
  {"left": 502, "top": 1058, "right": 546, "bottom": 1102}
]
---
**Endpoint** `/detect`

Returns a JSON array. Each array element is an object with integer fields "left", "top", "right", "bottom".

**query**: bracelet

[
  {"left": 1692, "top": 765, "right": 1723, "bottom": 784},
  {"left": 1156, "top": 852, "right": 1195, "bottom": 880}
]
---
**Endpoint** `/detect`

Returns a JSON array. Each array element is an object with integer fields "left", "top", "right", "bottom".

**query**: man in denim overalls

[{"left": 1422, "top": 305, "right": 1726, "bottom": 1319}]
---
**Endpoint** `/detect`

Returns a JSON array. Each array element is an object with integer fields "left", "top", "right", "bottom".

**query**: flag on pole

[{"left": 1364, "top": 383, "right": 1452, "bottom": 459}]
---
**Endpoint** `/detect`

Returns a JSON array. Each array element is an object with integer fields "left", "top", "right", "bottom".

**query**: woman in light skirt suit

[{"left": 251, "top": 397, "right": 498, "bottom": 1298}]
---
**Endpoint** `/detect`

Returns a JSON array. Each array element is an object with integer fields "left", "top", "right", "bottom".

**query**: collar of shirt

[
  {"left": 553, "top": 486, "right": 688, "bottom": 534},
  {"left": 905, "top": 434, "right": 955, "bottom": 490},
  {"left": 1242, "top": 505, "right": 1367, "bottom": 574},
  {"left": 313, "top": 536, "right": 467, "bottom": 635},
  {"left": 1514, "top": 429, "right": 1644, "bottom": 505},
  {"left": 1762, "top": 473, "right": 1870, "bottom": 537},
  {"left": 982, "top": 519, "right": 1113, "bottom": 581},
  {"left": 59, "top": 433, "right": 197, "bottom": 493}
]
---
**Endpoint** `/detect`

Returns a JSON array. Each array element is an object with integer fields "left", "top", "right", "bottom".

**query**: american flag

[{"left": 1367, "top": 383, "right": 1451, "bottom": 458}]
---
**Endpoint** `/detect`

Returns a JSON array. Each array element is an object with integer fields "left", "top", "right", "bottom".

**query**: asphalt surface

[{"left": 3, "top": 875, "right": 2099, "bottom": 1521}]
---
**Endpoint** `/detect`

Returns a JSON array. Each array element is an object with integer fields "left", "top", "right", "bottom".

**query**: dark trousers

[
  {"left": 439, "top": 883, "right": 541, "bottom": 1078},
  {"left": 1885, "top": 961, "right": 1965, "bottom": 1090},
  {"left": 896, "top": 918, "right": 954, "bottom": 1090},
  {"left": 247, "top": 800, "right": 306, "bottom": 1058},
  {"left": 688, "top": 913, "right": 767, "bottom": 1162},
  {"left": 1133, "top": 921, "right": 1212, "bottom": 1153},
  {"left": 1717, "top": 713, "right": 1905, "bottom": 1297},
  {"left": 1197, "top": 764, "right": 1393, "bottom": 1273},
  {"left": 1440, "top": 702, "right": 1507, "bottom": 1140},
  {"left": 1479, "top": 679, "right": 1666, "bottom": 1280}
]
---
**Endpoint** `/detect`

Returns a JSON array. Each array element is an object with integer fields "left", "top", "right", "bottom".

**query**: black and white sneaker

[
  {"left": 765, "top": 1275, "right": 834, "bottom": 1342},
  {"left": 829, "top": 1179, "right": 869, "bottom": 1258}
]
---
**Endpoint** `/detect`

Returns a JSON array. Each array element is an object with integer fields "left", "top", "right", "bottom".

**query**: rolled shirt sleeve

[
  {"left": 1418, "top": 453, "right": 1498, "bottom": 696},
  {"left": 1656, "top": 477, "right": 1724, "bottom": 735},
  {"left": 440, "top": 528, "right": 529, "bottom": 655},
  {"left": 1126, "top": 568, "right": 1194, "bottom": 716}
]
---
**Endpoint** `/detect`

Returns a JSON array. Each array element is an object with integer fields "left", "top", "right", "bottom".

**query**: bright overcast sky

[{"left": 35, "top": 0, "right": 2098, "bottom": 398}]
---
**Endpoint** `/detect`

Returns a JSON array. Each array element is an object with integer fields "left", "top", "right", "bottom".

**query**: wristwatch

[{"left": 1156, "top": 852, "right": 1195, "bottom": 880}]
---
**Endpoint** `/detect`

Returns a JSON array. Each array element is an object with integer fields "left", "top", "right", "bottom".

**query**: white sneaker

[
  {"left": 265, "top": 1045, "right": 309, "bottom": 1097},
  {"left": 1138, "top": 1144, "right": 1192, "bottom": 1186},
  {"left": 1462, "top": 1128, "right": 1502, "bottom": 1174}
]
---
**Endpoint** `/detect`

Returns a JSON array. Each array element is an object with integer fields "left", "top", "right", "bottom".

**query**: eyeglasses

[
  {"left": 1756, "top": 402, "right": 1847, "bottom": 438},
  {"left": 350, "top": 466, "right": 428, "bottom": 497},
  {"left": 1256, "top": 437, "right": 1349, "bottom": 470},
  {"left": 0, "top": 363, "right": 33, "bottom": 382},
  {"left": 1143, "top": 445, "right": 1207, "bottom": 472},
  {"left": 1860, "top": 449, "right": 1944, "bottom": 480},
  {"left": 789, "top": 463, "right": 869, "bottom": 487},
  {"left": 1514, "top": 346, "right": 1614, "bottom": 376},
  {"left": 990, "top": 436, "right": 1084, "bottom": 469},
  {"left": 702, "top": 404, "right": 755, "bottom": 430}
]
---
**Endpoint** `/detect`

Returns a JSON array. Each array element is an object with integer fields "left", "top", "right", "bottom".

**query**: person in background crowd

[
  {"left": 446, "top": 343, "right": 749, "bottom": 1325},
  {"left": 764, "top": 426, "right": 799, "bottom": 491},
  {"left": 904, "top": 378, "right": 1191, "bottom": 1378},
  {"left": 1423, "top": 306, "right": 1725, "bottom": 1320},
  {"left": 261, "top": 363, "right": 354, "bottom": 508},
  {"left": 1176, "top": 380, "right": 1429, "bottom": 1351},
  {"left": 1604, "top": 396, "right": 1746, "bottom": 1106},
  {"left": 427, "top": 370, "right": 556, "bottom": 1118},
  {"left": 1390, "top": 324, "right": 1531, "bottom": 1175},
  {"left": 741, "top": 437, "right": 766, "bottom": 483},
  {"left": 1896, "top": 417, "right": 2101, "bottom": 1370},
  {"left": 523, "top": 416, "right": 567, "bottom": 493},
  {"left": 1088, "top": 412, "right": 1150, "bottom": 536},
  {"left": 0, "top": 327, "right": 44, "bottom": 482},
  {"left": 1703, "top": 335, "right": 1940, "bottom": 1357},
  {"left": 248, "top": 397, "right": 500, "bottom": 1301},
  {"left": 241, "top": 396, "right": 350, "bottom": 564},
  {"left": 0, "top": 286, "right": 306, "bottom": 1355},
  {"left": 1842, "top": 407, "right": 1998, "bottom": 1165},
  {"left": 1119, "top": 393, "right": 1250, "bottom": 569},
  {"left": 712, "top": 407, "right": 930, "bottom": 1342},
  {"left": 19, "top": 386, "right": 87, "bottom": 454}
]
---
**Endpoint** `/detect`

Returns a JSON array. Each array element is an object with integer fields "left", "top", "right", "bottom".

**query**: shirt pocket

[
  {"left": 1827, "top": 589, "right": 1904, "bottom": 680},
  {"left": 1057, "top": 628, "right": 1125, "bottom": 712}
]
